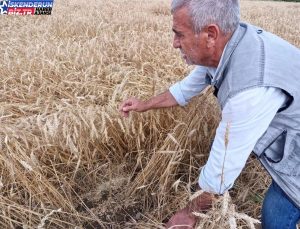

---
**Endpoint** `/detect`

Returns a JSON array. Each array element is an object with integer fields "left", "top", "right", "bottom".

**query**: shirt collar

[
  {"left": 207, "top": 42, "right": 229, "bottom": 79},
  {"left": 206, "top": 23, "right": 247, "bottom": 87}
]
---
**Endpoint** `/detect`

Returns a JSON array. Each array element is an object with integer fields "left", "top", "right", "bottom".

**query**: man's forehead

[{"left": 172, "top": 7, "right": 192, "bottom": 30}]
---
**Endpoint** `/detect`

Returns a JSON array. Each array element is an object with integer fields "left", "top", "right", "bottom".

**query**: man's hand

[
  {"left": 119, "top": 97, "right": 148, "bottom": 117},
  {"left": 119, "top": 91, "right": 178, "bottom": 118},
  {"left": 165, "top": 192, "right": 215, "bottom": 229},
  {"left": 165, "top": 207, "right": 196, "bottom": 229}
]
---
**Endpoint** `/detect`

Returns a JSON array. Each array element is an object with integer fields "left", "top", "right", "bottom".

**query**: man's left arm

[
  {"left": 199, "top": 87, "right": 287, "bottom": 194},
  {"left": 166, "top": 86, "right": 287, "bottom": 228}
]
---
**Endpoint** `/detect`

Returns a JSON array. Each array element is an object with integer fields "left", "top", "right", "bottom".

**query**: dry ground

[{"left": 0, "top": 0, "right": 299, "bottom": 228}]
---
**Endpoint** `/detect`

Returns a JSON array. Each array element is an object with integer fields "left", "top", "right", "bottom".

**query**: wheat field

[{"left": 0, "top": 0, "right": 299, "bottom": 228}]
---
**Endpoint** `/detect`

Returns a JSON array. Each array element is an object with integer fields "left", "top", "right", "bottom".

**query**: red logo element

[{"left": 8, "top": 7, "right": 35, "bottom": 15}]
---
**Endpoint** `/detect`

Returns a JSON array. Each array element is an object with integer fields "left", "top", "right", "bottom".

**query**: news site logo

[
  {"left": 0, "top": 1, "right": 8, "bottom": 14},
  {"left": 1, "top": 0, "right": 54, "bottom": 15}
]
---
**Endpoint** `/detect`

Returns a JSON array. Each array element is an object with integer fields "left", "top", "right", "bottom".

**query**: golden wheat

[{"left": 0, "top": 0, "right": 299, "bottom": 228}]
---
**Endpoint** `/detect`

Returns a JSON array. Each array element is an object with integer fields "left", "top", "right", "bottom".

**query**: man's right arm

[
  {"left": 119, "top": 65, "right": 209, "bottom": 117},
  {"left": 119, "top": 90, "right": 177, "bottom": 117},
  {"left": 169, "top": 65, "right": 209, "bottom": 106}
]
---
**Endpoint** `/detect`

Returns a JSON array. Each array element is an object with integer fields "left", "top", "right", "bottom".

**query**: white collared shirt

[{"left": 169, "top": 65, "right": 287, "bottom": 194}]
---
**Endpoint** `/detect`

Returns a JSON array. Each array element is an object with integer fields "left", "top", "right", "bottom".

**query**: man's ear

[{"left": 206, "top": 24, "right": 219, "bottom": 48}]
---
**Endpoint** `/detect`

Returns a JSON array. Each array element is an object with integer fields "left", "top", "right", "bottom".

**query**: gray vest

[{"left": 208, "top": 23, "right": 300, "bottom": 208}]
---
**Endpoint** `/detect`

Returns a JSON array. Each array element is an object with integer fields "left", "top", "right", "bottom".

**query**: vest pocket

[{"left": 263, "top": 130, "right": 300, "bottom": 176}]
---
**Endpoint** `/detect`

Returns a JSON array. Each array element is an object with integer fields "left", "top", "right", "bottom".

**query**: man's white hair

[{"left": 171, "top": 0, "right": 240, "bottom": 34}]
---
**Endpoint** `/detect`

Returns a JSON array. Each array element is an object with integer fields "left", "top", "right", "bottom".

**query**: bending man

[{"left": 119, "top": 0, "right": 300, "bottom": 228}]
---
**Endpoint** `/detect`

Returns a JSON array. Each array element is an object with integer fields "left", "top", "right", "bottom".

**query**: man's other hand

[
  {"left": 165, "top": 207, "right": 196, "bottom": 229},
  {"left": 165, "top": 192, "right": 215, "bottom": 229}
]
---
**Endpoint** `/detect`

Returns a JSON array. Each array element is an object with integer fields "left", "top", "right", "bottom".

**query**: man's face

[{"left": 172, "top": 7, "right": 211, "bottom": 66}]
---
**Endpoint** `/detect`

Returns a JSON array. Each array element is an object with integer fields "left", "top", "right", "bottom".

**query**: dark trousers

[{"left": 262, "top": 180, "right": 300, "bottom": 229}]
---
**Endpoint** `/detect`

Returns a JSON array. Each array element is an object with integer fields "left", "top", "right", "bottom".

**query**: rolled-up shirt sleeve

[
  {"left": 199, "top": 87, "right": 287, "bottom": 194},
  {"left": 169, "top": 66, "right": 209, "bottom": 106}
]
